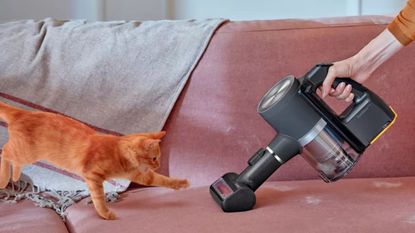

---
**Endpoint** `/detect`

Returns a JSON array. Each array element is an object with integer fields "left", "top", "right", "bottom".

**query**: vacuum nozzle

[
  {"left": 209, "top": 136, "right": 301, "bottom": 212},
  {"left": 209, "top": 173, "right": 256, "bottom": 212}
]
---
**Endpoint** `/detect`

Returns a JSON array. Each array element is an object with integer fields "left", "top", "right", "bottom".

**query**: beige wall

[
  {"left": 0, "top": 0, "right": 74, "bottom": 21},
  {"left": 104, "top": 0, "right": 168, "bottom": 21},
  {"left": 0, "top": 0, "right": 408, "bottom": 22}
]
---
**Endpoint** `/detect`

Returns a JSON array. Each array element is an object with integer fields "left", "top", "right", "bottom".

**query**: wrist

[{"left": 348, "top": 52, "right": 366, "bottom": 76}]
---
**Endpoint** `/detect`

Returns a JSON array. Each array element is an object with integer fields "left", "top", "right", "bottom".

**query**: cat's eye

[{"left": 152, "top": 157, "right": 157, "bottom": 162}]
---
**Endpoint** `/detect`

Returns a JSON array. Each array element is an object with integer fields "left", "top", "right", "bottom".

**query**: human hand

[{"left": 321, "top": 57, "right": 372, "bottom": 102}]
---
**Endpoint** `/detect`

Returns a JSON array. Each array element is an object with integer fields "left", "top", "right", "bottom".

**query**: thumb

[{"left": 321, "top": 66, "right": 336, "bottom": 98}]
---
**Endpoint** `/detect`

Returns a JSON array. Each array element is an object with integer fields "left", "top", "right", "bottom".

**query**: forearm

[
  {"left": 351, "top": 29, "right": 403, "bottom": 75},
  {"left": 322, "top": 2, "right": 413, "bottom": 99}
]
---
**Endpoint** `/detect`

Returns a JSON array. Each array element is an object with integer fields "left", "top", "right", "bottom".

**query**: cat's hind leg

[
  {"left": 0, "top": 155, "right": 11, "bottom": 188},
  {"left": 12, "top": 163, "right": 22, "bottom": 182}
]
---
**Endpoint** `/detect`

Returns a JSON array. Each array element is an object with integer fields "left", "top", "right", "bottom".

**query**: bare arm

[{"left": 321, "top": 29, "right": 403, "bottom": 100}]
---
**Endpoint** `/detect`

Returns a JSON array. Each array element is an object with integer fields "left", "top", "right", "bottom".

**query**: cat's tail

[{"left": 0, "top": 101, "right": 24, "bottom": 123}]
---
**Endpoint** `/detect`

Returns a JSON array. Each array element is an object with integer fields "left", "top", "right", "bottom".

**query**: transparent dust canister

[{"left": 299, "top": 119, "right": 361, "bottom": 182}]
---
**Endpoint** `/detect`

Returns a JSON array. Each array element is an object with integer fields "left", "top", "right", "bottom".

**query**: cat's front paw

[
  {"left": 98, "top": 210, "right": 117, "bottom": 220},
  {"left": 170, "top": 179, "right": 190, "bottom": 190}
]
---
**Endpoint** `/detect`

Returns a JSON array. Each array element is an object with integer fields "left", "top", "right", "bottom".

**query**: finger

[
  {"left": 336, "top": 84, "right": 352, "bottom": 100},
  {"left": 322, "top": 66, "right": 337, "bottom": 98},
  {"left": 319, "top": 86, "right": 335, "bottom": 97},
  {"left": 345, "top": 93, "right": 355, "bottom": 102},
  {"left": 330, "top": 82, "right": 345, "bottom": 97}
]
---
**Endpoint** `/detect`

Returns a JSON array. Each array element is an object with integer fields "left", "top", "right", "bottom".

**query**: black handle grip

[
  {"left": 331, "top": 78, "right": 367, "bottom": 103},
  {"left": 303, "top": 64, "right": 373, "bottom": 118},
  {"left": 304, "top": 64, "right": 368, "bottom": 103}
]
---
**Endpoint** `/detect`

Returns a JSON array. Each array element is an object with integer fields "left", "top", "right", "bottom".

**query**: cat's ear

[
  {"left": 143, "top": 139, "right": 161, "bottom": 150},
  {"left": 151, "top": 131, "right": 166, "bottom": 139},
  {"left": 143, "top": 131, "right": 166, "bottom": 139},
  {"left": 125, "top": 131, "right": 166, "bottom": 140}
]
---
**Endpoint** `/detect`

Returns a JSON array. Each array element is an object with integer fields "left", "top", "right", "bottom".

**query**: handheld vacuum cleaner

[{"left": 210, "top": 64, "right": 397, "bottom": 212}]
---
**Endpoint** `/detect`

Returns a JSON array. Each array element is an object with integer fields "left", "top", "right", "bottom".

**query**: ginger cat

[{"left": 0, "top": 101, "right": 189, "bottom": 220}]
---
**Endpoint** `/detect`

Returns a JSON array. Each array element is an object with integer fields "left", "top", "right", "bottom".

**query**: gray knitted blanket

[{"left": 0, "top": 18, "right": 225, "bottom": 218}]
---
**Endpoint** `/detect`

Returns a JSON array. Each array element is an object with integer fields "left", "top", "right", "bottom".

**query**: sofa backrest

[{"left": 162, "top": 16, "right": 415, "bottom": 186}]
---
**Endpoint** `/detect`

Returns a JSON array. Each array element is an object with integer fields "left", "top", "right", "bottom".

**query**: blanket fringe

[{"left": 0, "top": 177, "right": 120, "bottom": 221}]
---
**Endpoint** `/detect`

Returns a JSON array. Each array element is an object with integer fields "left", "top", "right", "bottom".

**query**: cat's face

[
  {"left": 140, "top": 139, "right": 162, "bottom": 170},
  {"left": 122, "top": 131, "right": 166, "bottom": 171}
]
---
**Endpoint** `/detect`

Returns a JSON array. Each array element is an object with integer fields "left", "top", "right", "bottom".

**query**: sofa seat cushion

[
  {"left": 66, "top": 176, "right": 415, "bottom": 233},
  {"left": 0, "top": 200, "right": 69, "bottom": 233}
]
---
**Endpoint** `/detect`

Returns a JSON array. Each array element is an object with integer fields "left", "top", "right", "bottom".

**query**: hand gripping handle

[{"left": 303, "top": 63, "right": 369, "bottom": 104}]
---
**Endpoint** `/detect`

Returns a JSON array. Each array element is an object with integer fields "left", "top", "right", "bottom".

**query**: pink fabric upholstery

[
  {"left": 0, "top": 201, "right": 68, "bottom": 233},
  {"left": 162, "top": 16, "right": 415, "bottom": 186},
  {"left": 2, "top": 16, "right": 415, "bottom": 233},
  {"left": 66, "top": 177, "right": 415, "bottom": 233}
]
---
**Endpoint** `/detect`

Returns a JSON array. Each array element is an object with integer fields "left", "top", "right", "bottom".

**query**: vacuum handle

[
  {"left": 304, "top": 63, "right": 368, "bottom": 104},
  {"left": 303, "top": 63, "right": 392, "bottom": 121},
  {"left": 331, "top": 78, "right": 367, "bottom": 104}
]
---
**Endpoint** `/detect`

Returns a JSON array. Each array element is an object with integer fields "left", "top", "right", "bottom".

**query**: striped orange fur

[{"left": 0, "top": 101, "right": 189, "bottom": 220}]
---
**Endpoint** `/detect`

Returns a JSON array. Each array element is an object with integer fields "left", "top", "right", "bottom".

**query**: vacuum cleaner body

[{"left": 210, "top": 64, "right": 397, "bottom": 212}]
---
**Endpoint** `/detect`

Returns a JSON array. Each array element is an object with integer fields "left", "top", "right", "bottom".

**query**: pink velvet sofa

[{"left": 1, "top": 15, "right": 415, "bottom": 233}]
